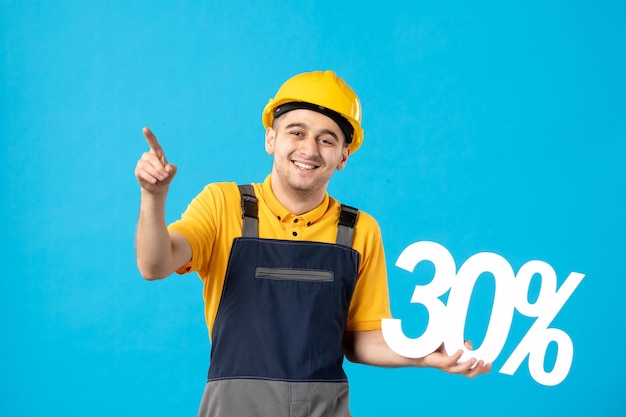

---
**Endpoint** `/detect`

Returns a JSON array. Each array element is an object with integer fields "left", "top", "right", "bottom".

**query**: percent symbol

[{"left": 499, "top": 260, "right": 585, "bottom": 386}]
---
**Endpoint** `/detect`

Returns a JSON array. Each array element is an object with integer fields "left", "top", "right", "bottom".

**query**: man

[{"left": 135, "top": 70, "right": 490, "bottom": 417}]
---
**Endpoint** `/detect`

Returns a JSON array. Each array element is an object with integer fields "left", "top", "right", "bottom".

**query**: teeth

[{"left": 294, "top": 161, "right": 316, "bottom": 170}]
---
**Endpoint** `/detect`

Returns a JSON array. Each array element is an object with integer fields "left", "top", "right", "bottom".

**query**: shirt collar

[{"left": 261, "top": 174, "right": 330, "bottom": 225}]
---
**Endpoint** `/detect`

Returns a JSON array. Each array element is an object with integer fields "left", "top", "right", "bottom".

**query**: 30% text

[{"left": 382, "top": 241, "right": 585, "bottom": 386}]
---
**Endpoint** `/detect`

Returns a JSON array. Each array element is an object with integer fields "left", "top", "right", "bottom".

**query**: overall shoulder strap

[
  {"left": 336, "top": 204, "right": 359, "bottom": 247},
  {"left": 238, "top": 184, "right": 258, "bottom": 238}
]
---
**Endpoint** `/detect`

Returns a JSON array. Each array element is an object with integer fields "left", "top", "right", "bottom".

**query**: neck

[{"left": 270, "top": 176, "right": 326, "bottom": 215}]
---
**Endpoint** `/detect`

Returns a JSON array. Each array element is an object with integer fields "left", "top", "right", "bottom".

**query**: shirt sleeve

[
  {"left": 167, "top": 184, "right": 222, "bottom": 276},
  {"left": 345, "top": 212, "right": 392, "bottom": 331}
]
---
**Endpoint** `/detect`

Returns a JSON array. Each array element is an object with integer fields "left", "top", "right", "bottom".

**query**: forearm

[
  {"left": 135, "top": 190, "right": 183, "bottom": 280},
  {"left": 344, "top": 329, "right": 492, "bottom": 377},
  {"left": 343, "top": 330, "right": 425, "bottom": 368}
]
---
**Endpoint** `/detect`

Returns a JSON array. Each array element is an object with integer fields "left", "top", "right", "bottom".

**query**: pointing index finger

[
  {"left": 143, "top": 127, "right": 168, "bottom": 163},
  {"left": 143, "top": 127, "right": 161, "bottom": 151}
]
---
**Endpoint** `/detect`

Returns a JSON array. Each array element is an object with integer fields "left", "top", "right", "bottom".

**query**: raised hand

[{"left": 135, "top": 127, "right": 177, "bottom": 194}]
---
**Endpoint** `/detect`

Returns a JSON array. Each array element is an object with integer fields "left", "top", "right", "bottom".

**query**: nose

[{"left": 298, "top": 135, "right": 320, "bottom": 157}]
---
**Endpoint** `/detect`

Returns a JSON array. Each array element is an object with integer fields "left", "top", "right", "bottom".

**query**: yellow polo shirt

[{"left": 168, "top": 175, "right": 391, "bottom": 339}]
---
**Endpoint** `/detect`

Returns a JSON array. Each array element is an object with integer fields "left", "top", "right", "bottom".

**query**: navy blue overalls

[{"left": 197, "top": 185, "right": 361, "bottom": 417}]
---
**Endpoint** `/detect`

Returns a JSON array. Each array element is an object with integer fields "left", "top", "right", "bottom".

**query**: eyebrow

[{"left": 284, "top": 122, "right": 340, "bottom": 142}]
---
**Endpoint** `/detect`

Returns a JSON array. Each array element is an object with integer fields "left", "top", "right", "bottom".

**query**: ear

[
  {"left": 336, "top": 145, "right": 351, "bottom": 171},
  {"left": 265, "top": 127, "right": 276, "bottom": 155}
]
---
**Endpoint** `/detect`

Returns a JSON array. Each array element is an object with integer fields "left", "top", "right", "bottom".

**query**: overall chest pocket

[{"left": 255, "top": 267, "right": 334, "bottom": 282}]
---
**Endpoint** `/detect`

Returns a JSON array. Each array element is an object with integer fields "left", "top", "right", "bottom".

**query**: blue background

[{"left": 2, "top": 1, "right": 624, "bottom": 415}]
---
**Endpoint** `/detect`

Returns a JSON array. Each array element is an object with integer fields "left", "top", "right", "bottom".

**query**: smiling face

[{"left": 265, "top": 108, "right": 351, "bottom": 213}]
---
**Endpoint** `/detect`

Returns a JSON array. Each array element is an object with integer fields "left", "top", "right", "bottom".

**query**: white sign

[{"left": 382, "top": 241, "right": 585, "bottom": 386}]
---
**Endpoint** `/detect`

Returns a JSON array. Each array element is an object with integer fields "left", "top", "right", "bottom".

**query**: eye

[{"left": 319, "top": 137, "right": 337, "bottom": 146}]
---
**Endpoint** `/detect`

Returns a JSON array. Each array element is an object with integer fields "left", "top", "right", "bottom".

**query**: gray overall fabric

[{"left": 197, "top": 380, "right": 352, "bottom": 417}]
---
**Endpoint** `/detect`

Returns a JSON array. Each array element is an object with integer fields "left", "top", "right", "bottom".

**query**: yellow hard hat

[{"left": 262, "top": 70, "right": 364, "bottom": 153}]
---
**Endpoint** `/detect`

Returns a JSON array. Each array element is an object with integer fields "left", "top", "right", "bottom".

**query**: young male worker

[{"left": 134, "top": 70, "right": 490, "bottom": 417}]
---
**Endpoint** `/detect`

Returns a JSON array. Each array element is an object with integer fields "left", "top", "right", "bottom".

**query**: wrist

[{"left": 140, "top": 188, "right": 168, "bottom": 214}]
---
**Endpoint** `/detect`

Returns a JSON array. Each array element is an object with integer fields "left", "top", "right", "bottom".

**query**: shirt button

[
  {"left": 293, "top": 218, "right": 299, "bottom": 223},
  {"left": 292, "top": 231, "right": 298, "bottom": 236}
]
